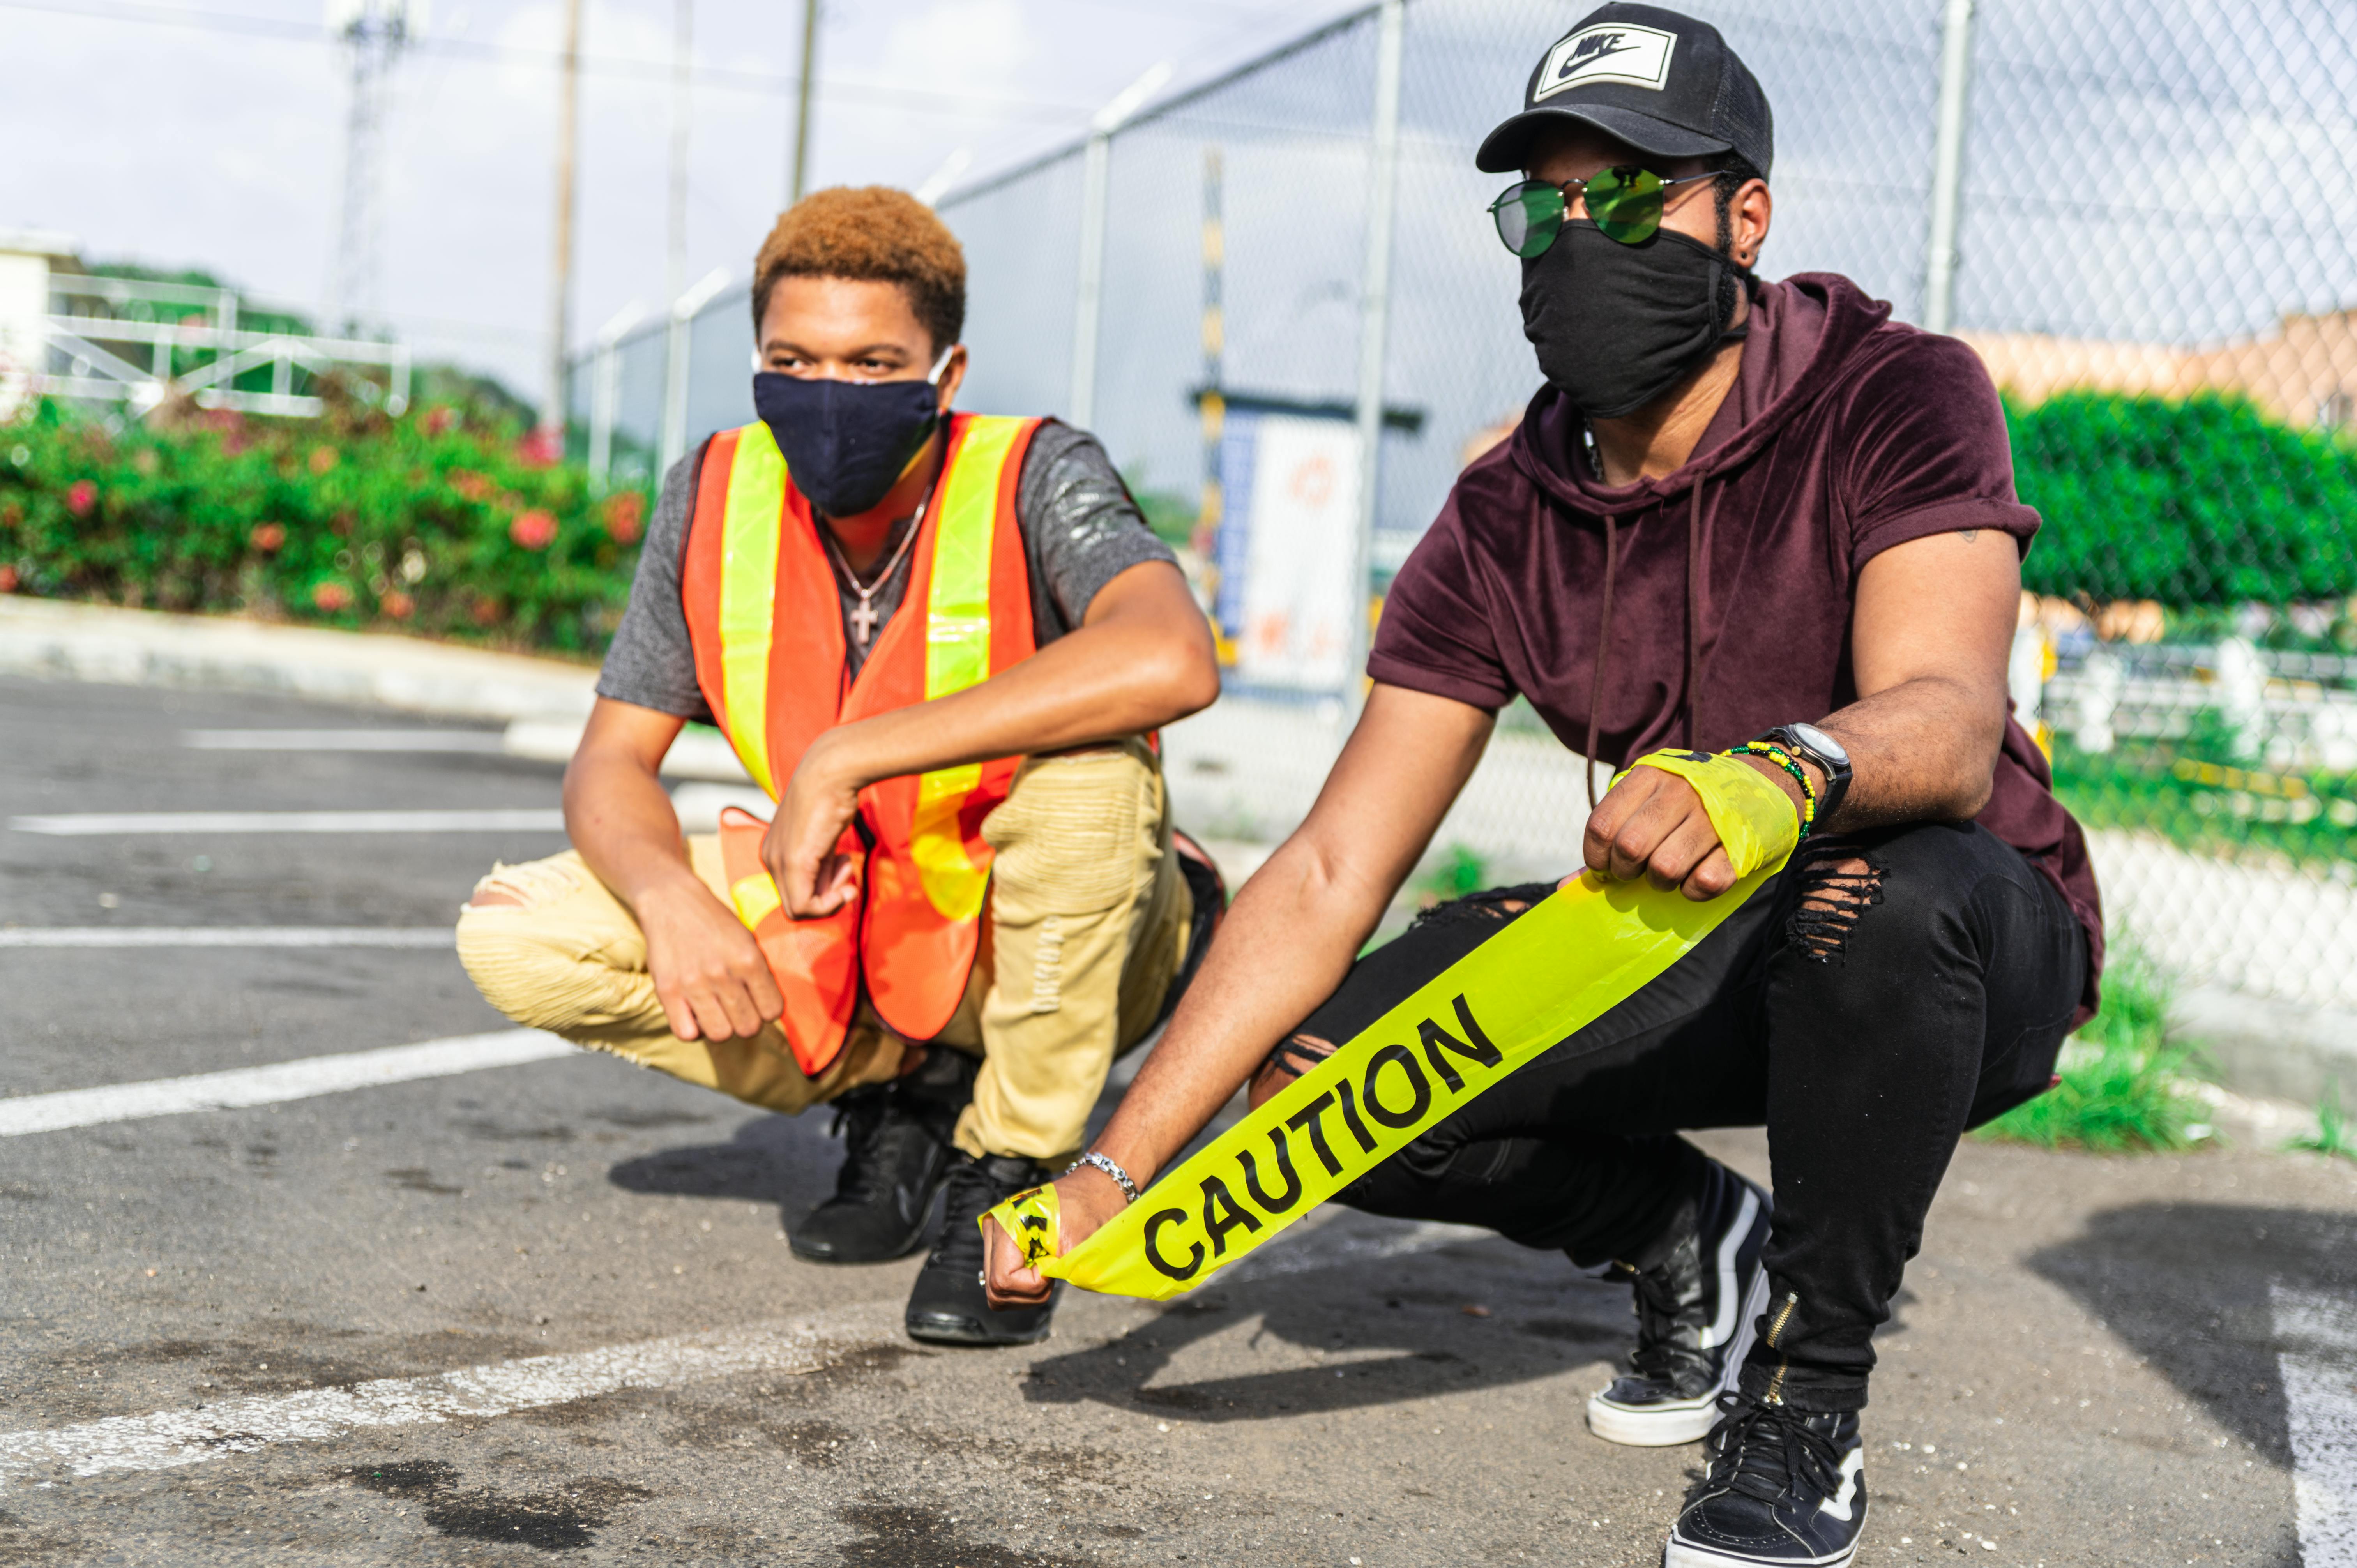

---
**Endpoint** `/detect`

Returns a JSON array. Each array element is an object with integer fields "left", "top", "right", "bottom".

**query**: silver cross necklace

[{"left": 819, "top": 480, "right": 935, "bottom": 655}]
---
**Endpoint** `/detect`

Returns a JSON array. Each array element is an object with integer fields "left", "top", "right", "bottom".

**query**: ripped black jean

[{"left": 1287, "top": 820, "right": 2087, "bottom": 1412}]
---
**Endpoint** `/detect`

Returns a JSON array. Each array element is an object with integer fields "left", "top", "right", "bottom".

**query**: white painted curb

[{"left": 0, "top": 597, "right": 596, "bottom": 722}]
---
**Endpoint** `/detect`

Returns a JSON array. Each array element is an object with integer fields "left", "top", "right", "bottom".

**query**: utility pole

[
  {"left": 790, "top": 0, "right": 820, "bottom": 205},
  {"left": 327, "top": 0, "right": 409, "bottom": 337},
  {"left": 542, "top": 0, "right": 582, "bottom": 441},
  {"left": 1921, "top": 0, "right": 1977, "bottom": 334}
]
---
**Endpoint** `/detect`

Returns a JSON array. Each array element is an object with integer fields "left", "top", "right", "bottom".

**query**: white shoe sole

[
  {"left": 1663, "top": 1536, "right": 1860, "bottom": 1568},
  {"left": 1588, "top": 1388, "right": 1723, "bottom": 1446},
  {"left": 1588, "top": 1254, "right": 1773, "bottom": 1447}
]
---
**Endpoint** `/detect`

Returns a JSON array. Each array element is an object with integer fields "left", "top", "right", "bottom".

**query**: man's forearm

[
  {"left": 1090, "top": 835, "right": 1391, "bottom": 1187},
  {"left": 1816, "top": 673, "right": 2007, "bottom": 830},
  {"left": 814, "top": 607, "right": 1216, "bottom": 791},
  {"left": 563, "top": 747, "right": 707, "bottom": 912}
]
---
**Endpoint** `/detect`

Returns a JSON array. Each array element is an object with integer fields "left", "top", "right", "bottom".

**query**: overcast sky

[{"left": 2, "top": 0, "right": 1367, "bottom": 399}]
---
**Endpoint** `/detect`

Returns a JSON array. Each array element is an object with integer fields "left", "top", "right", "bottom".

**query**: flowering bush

[{"left": 0, "top": 394, "right": 655, "bottom": 656}]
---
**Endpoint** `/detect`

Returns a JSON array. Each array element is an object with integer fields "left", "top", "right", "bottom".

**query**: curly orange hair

[{"left": 751, "top": 186, "right": 966, "bottom": 353}]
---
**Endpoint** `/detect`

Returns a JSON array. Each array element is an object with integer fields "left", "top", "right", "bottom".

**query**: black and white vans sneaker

[
  {"left": 1665, "top": 1397, "right": 1866, "bottom": 1568},
  {"left": 1586, "top": 1159, "right": 1772, "bottom": 1446}
]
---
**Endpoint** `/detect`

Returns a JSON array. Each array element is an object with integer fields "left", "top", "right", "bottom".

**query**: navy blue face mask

[{"left": 751, "top": 349, "right": 952, "bottom": 519}]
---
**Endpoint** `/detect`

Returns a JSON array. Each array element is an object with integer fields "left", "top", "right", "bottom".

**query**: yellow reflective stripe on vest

[
  {"left": 908, "top": 415, "right": 1025, "bottom": 922},
  {"left": 983, "top": 748, "right": 1804, "bottom": 1300},
  {"left": 716, "top": 424, "right": 788, "bottom": 797},
  {"left": 729, "top": 871, "right": 783, "bottom": 930}
]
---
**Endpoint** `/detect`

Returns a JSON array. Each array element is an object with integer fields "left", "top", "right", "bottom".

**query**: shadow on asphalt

[
  {"left": 1018, "top": 1245, "right": 1633, "bottom": 1425},
  {"left": 606, "top": 1112, "right": 843, "bottom": 1227},
  {"left": 2025, "top": 1200, "right": 2357, "bottom": 1467}
]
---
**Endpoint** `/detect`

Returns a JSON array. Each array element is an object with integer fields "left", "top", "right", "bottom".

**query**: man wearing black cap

[{"left": 989, "top": 7, "right": 2100, "bottom": 1566}]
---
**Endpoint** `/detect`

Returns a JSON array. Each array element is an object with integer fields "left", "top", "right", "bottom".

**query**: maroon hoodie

[{"left": 1371, "top": 273, "right": 2103, "bottom": 1021}]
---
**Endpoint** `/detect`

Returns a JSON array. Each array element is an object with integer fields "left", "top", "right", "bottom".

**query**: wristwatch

[{"left": 1754, "top": 723, "right": 1852, "bottom": 824}]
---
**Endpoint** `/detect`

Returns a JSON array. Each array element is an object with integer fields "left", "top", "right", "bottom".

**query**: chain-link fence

[{"left": 601, "top": 0, "right": 2357, "bottom": 1091}]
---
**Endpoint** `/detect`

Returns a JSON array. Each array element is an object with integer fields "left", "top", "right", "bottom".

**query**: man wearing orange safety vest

[{"left": 457, "top": 187, "right": 1226, "bottom": 1345}]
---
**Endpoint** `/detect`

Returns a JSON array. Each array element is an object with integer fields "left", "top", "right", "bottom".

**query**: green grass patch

[
  {"left": 2285, "top": 1085, "right": 2357, "bottom": 1161},
  {"left": 2049, "top": 733, "right": 2357, "bottom": 870},
  {"left": 1415, "top": 842, "right": 1493, "bottom": 906},
  {"left": 1975, "top": 943, "right": 2213, "bottom": 1153}
]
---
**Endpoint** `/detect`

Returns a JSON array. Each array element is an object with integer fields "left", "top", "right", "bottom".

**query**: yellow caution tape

[
  {"left": 982, "top": 749, "right": 1801, "bottom": 1301},
  {"left": 1618, "top": 749, "right": 1801, "bottom": 877}
]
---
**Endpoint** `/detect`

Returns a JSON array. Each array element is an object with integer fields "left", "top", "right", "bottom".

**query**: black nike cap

[{"left": 1475, "top": 3, "right": 1774, "bottom": 178}]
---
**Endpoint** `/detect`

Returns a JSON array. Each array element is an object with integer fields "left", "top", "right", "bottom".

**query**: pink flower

[
  {"left": 515, "top": 427, "right": 562, "bottom": 467},
  {"left": 509, "top": 509, "right": 558, "bottom": 551},
  {"left": 249, "top": 522, "right": 286, "bottom": 553},
  {"left": 0, "top": 565, "right": 17, "bottom": 593},
  {"left": 603, "top": 490, "right": 646, "bottom": 546},
  {"left": 65, "top": 480, "right": 97, "bottom": 517},
  {"left": 311, "top": 580, "right": 353, "bottom": 613},
  {"left": 422, "top": 406, "right": 458, "bottom": 437},
  {"left": 380, "top": 590, "right": 415, "bottom": 620},
  {"left": 309, "top": 445, "right": 339, "bottom": 476}
]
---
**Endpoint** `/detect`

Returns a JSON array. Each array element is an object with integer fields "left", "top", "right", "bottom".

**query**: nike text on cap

[{"left": 1475, "top": 2, "right": 1774, "bottom": 178}]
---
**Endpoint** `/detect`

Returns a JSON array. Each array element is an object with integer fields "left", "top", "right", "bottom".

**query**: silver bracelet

[{"left": 1066, "top": 1150, "right": 1139, "bottom": 1204}]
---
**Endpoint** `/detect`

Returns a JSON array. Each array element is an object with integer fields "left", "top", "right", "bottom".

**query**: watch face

[{"left": 1787, "top": 722, "right": 1850, "bottom": 771}]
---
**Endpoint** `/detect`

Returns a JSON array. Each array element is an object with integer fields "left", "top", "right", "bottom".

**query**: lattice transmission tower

[{"left": 326, "top": 0, "right": 414, "bottom": 335}]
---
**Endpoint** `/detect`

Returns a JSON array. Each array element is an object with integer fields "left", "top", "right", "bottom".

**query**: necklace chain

[{"left": 820, "top": 480, "right": 934, "bottom": 653}]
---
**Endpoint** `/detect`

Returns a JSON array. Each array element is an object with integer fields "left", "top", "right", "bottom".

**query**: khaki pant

[{"left": 455, "top": 738, "right": 1190, "bottom": 1164}]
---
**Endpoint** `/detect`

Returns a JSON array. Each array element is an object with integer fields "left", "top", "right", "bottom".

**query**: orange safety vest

[{"left": 680, "top": 412, "right": 1041, "bottom": 1075}]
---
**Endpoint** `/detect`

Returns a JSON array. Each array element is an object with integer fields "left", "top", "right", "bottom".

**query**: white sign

[
  {"left": 1232, "top": 415, "right": 1362, "bottom": 695},
  {"left": 1534, "top": 23, "right": 1678, "bottom": 98}
]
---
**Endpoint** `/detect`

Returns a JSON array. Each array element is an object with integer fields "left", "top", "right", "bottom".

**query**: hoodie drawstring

[
  {"left": 1686, "top": 474, "right": 1707, "bottom": 749},
  {"left": 1582, "top": 502, "right": 1620, "bottom": 809},
  {"left": 1573, "top": 473, "right": 1709, "bottom": 810}
]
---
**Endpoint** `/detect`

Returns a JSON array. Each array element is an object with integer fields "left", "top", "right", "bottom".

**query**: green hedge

[
  {"left": 0, "top": 395, "right": 648, "bottom": 656},
  {"left": 2012, "top": 392, "right": 2357, "bottom": 606}
]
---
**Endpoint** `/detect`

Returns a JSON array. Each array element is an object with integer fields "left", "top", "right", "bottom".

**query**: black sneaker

[
  {"left": 1587, "top": 1159, "right": 1771, "bottom": 1446},
  {"left": 788, "top": 1049, "right": 975, "bottom": 1265},
  {"left": 1665, "top": 1397, "right": 1866, "bottom": 1567},
  {"left": 904, "top": 1153, "right": 1061, "bottom": 1346}
]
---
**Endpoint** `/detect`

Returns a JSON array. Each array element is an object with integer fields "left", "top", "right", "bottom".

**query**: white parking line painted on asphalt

[
  {"left": 2276, "top": 1285, "right": 2357, "bottom": 1567},
  {"left": 0, "top": 1031, "right": 576, "bottom": 1138},
  {"left": 8, "top": 809, "right": 565, "bottom": 835},
  {"left": 0, "top": 927, "right": 454, "bottom": 949},
  {"left": 0, "top": 1305, "right": 895, "bottom": 1490},
  {"left": 182, "top": 729, "right": 507, "bottom": 752},
  {"left": 0, "top": 1209, "right": 1485, "bottom": 1490}
]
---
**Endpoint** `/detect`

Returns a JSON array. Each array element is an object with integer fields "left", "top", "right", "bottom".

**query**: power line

[{"left": 0, "top": 0, "right": 1104, "bottom": 124}]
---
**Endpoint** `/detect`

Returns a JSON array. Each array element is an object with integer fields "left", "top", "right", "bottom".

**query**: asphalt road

[{"left": 4, "top": 672, "right": 2356, "bottom": 1567}]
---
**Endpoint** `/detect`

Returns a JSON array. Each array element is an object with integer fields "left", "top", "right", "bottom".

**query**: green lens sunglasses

[{"left": 1489, "top": 166, "right": 1719, "bottom": 256}]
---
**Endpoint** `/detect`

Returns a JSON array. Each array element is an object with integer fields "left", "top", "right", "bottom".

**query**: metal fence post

[
  {"left": 1070, "top": 130, "right": 1111, "bottom": 428},
  {"left": 1921, "top": 0, "right": 1976, "bottom": 334},
  {"left": 659, "top": 268, "right": 728, "bottom": 477},
  {"left": 1345, "top": 0, "right": 1406, "bottom": 718},
  {"left": 1069, "top": 63, "right": 1172, "bottom": 429},
  {"left": 588, "top": 300, "right": 644, "bottom": 493}
]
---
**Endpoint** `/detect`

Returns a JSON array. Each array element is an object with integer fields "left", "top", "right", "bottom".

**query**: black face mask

[
  {"left": 751, "top": 354, "right": 949, "bottom": 518},
  {"left": 1519, "top": 222, "right": 1747, "bottom": 421}
]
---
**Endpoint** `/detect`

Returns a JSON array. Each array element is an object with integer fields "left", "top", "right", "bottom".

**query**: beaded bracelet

[{"left": 1726, "top": 741, "right": 1818, "bottom": 841}]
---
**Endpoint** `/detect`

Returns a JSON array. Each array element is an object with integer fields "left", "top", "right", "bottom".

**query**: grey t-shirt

[{"left": 596, "top": 420, "right": 1178, "bottom": 722}]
